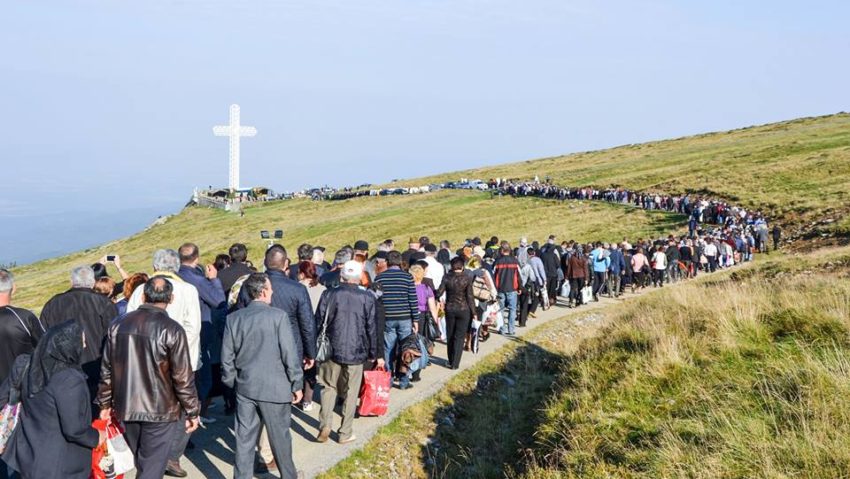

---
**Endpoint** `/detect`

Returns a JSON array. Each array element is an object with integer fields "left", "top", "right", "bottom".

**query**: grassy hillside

[
  {"left": 12, "top": 191, "right": 681, "bottom": 311},
  {"left": 12, "top": 113, "right": 850, "bottom": 308},
  {"left": 395, "top": 113, "right": 850, "bottom": 224},
  {"left": 321, "top": 246, "right": 850, "bottom": 479}
]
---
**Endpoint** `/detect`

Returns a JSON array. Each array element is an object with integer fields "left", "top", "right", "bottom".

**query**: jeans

[
  {"left": 384, "top": 319, "right": 413, "bottom": 386},
  {"left": 498, "top": 291, "right": 518, "bottom": 334}
]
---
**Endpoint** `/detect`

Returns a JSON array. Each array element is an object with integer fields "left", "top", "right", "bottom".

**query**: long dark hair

[{"left": 299, "top": 261, "right": 319, "bottom": 287}]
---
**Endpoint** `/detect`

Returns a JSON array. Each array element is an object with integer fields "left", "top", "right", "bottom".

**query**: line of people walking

[{"left": 0, "top": 183, "right": 773, "bottom": 479}]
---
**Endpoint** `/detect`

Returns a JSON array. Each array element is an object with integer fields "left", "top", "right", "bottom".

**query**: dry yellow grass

[{"left": 11, "top": 190, "right": 682, "bottom": 312}]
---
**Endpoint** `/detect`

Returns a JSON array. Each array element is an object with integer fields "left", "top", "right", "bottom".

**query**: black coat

[
  {"left": 315, "top": 284, "right": 378, "bottom": 365},
  {"left": 39, "top": 289, "right": 117, "bottom": 398},
  {"left": 236, "top": 270, "right": 317, "bottom": 360},
  {"left": 2, "top": 368, "right": 99, "bottom": 479}
]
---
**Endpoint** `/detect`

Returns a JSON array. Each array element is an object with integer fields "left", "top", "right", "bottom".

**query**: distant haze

[{"left": 2, "top": 1, "right": 849, "bottom": 265}]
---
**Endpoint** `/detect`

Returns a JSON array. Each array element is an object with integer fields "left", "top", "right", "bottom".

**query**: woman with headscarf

[{"left": 0, "top": 320, "right": 104, "bottom": 479}]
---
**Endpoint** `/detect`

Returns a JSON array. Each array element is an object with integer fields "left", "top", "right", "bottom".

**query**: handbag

[
  {"left": 472, "top": 275, "right": 495, "bottom": 302},
  {"left": 0, "top": 355, "right": 30, "bottom": 455},
  {"left": 315, "top": 297, "right": 335, "bottom": 363},
  {"left": 358, "top": 367, "right": 391, "bottom": 417},
  {"left": 424, "top": 312, "right": 440, "bottom": 342},
  {"left": 106, "top": 419, "right": 134, "bottom": 475},
  {"left": 560, "top": 282, "right": 571, "bottom": 298}
]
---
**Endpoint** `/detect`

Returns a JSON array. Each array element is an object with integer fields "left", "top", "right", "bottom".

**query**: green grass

[
  {"left": 321, "top": 247, "right": 850, "bottom": 479},
  {"left": 12, "top": 190, "right": 681, "bottom": 311},
  {"left": 393, "top": 113, "right": 850, "bottom": 220},
  {"left": 521, "top": 247, "right": 850, "bottom": 479}
]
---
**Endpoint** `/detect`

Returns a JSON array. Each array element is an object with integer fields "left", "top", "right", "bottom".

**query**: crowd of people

[{"left": 0, "top": 179, "right": 782, "bottom": 479}]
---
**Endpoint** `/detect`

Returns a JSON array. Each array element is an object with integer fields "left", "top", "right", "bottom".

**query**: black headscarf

[{"left": 24, "top": 319, "right": 85, "bottom": 398}]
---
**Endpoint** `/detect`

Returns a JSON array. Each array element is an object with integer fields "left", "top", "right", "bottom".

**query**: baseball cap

[
  {"left": 341, "top": 260, "right": 363, "bottom": 279},
  {"left": 354, "top": 240, "right": 369, "bottom": 251}
]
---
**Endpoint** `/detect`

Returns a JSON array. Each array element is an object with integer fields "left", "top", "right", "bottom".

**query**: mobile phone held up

[{"left": 107, "top": 255, "right": 116, "bottom": 262}]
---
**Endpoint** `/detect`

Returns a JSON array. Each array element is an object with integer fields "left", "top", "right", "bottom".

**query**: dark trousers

[
  {"left": 707, "top": 256, "right": 718, "bottom": 272},
  {"left": 546, "top": 277, "right": 558, "bottom": 302},
  {"left": 124, "top": 420, "right": 179, "bottom": 479},
  {"left": 196, "top": 322, "right": 214, "bottom": 403},
  {"left": 234, "top": 394, "right": 297, "bottom": 479},
  {"left": 445, "top": 310, "right": 472, "bottom": 369},
  {"left": 527, "top": 282, "right": 540, "bottom": 314},
  {"left": 592, "top": 272, "right": 606, "bottom": 298},
  {"left": 518, "top": 286, "right": 530, "bottom": 327},
  {"left": 0, "top": 460, "right": 17, "bottom": 479},
  {"left": 169, "top": 405, "right": 194, "bottom": 462},
  {"left": 569, "top": 278, "right": 585, "bottom": 304}
]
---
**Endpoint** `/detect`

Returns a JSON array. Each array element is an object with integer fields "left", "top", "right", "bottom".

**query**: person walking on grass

[
  {"left": 315, "top": 261, "right": 380, "bottom": 444},
  {"left": 221, "top": 273, "right": 304, "bottom": 479}
]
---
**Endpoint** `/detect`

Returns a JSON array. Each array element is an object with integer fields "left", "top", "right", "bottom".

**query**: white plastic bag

[
  {"left": 106, "top": 421, "right": 135, "bottom": 475},
  {"left": 560, "top": 282, "right": 571, "bottom": 298}
]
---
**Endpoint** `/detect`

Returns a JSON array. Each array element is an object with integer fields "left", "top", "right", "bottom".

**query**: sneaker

[
  {"left": 529, "top": 312, "right": 537, "bottom": 319},
  {"left": 338, "top": 434, "right": 357, "bottom": 444},
  {"left": 301, "top": 401, "right": 314, "bottom": 412},
  {"left": 317, "top": 426, "right": 331, "bottom": 443}
]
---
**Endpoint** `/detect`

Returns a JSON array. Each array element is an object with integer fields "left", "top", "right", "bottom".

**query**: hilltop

[
  {"left": 392, "top": 113, "right": 850, "bottom": 243},
  {"left": 11, "top": 113, "right": 850, "bottom": 311}
]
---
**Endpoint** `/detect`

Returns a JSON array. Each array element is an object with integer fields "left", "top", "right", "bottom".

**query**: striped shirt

[{"left": 375, "top": 267, "right": 420, "bottom": 322}]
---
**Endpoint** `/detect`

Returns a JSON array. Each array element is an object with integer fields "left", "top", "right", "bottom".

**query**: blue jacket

[
  {"left": 236, "top": 269, "right": 317, "bottom": 360},
  {"left": 607, "top": 249, "right": 626, "bottom": 275},
  {"left": 589, "top": 248, "right": 611, "bottom": 273},
  {"left": 178, "top": 265, "right": 226, "bottom": 324}
]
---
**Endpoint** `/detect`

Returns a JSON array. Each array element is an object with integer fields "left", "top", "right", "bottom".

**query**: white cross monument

[{"left": 213, "top": 104, "right": 257, "bottom": 191}]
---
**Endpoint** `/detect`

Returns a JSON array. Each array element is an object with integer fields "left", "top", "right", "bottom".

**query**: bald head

[{"left": 143, "top": 276, "right": 173, "bottom": 306}]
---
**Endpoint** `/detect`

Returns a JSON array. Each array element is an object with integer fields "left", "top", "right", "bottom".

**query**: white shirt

[
  {"left": 127, "top": 271, "right": 202, "bottom": 371},
  {"left": 703, "top": 243, "right": 718, "bottom": 257},
  {"left": 652, "top": 251, "right": 668, "bottom": 270},
  {"left": 424, "top": 255, "right": 444, "bottom": 290}
]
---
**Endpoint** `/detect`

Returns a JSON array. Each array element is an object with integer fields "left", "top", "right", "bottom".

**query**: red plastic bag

[
  {"left": 358, "top": 367, "right": 391, "bottom": 417},
  {"left": 90, "top": 419, "right": 124, "bottom": 479}
]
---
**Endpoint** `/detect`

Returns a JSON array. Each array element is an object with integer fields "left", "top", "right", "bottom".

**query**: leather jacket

[
  {"left": 98, "top": 305, "right": 199, "bottom": 422},
  {"left": 436, "top": 271, "right": 476, "bottom": 313}
]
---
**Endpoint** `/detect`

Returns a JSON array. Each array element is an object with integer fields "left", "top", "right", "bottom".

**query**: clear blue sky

[{"left": 1, "top": 0, "right": 848, "bottom": 264}]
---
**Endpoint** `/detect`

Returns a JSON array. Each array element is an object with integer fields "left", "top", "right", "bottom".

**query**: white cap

[{"left": 341, "top": 260, "right": 363, "bottom": 281}]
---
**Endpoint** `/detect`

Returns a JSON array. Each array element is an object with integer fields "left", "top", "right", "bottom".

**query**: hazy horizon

[{"left": 3, "top": 0, "right": 849, "bottom": 265}]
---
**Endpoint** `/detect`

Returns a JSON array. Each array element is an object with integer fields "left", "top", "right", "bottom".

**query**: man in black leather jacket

[{"left": 98, "top": 277, "right": 200, "bottom": 479}]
